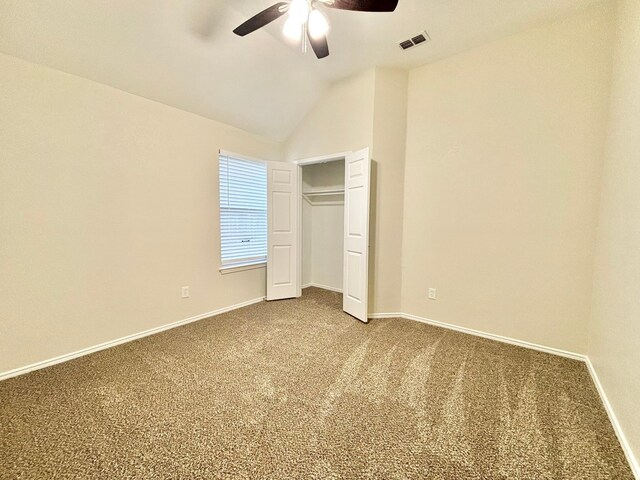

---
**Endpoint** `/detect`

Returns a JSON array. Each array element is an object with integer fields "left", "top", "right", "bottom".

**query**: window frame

[{"left": 218, "top": 150, "right": 268, "bottom": 273}]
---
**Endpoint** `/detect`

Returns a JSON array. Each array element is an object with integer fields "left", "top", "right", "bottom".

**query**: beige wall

[
  {"left": 401, "top": 4, "right": 615, "bottom": 354},
  {"left": 284, "top": 69, "right": 375, "bottom": 162},
  {"left": 589, "top": 0, "right": 640, "bottom": 466},
  {"left": 0, "top": 53, "right": 281, "bottom": 373},
  {"left": 309, "top": 205, "right": 344, "bottom": 290},
  {"left": 370, "top": 68, "right": 408, "bottom": 313}
]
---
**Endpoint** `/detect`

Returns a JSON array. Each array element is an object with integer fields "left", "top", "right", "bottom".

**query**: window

[{"left": 219, "top": 152, "right": 267, "bottom": 268}]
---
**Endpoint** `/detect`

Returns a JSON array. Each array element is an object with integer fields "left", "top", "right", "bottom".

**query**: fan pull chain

[{"left": 302, "top": 22, "right": 308, "bottom": 54}]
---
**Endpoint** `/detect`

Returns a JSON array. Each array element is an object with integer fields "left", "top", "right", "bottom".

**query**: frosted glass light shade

[
  {"left": 288, "top": 0, "right": 309, "bottom": 25},
  {"left": 308, "top": 9, "right": 329, "bottom": 39},
  {"left": 283, "top": 16, "right": 301, "bottom": 41}
]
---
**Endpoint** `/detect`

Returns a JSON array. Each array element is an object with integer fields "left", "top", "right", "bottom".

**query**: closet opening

[
  {"left": 301, "top": 158, "right": 345, "bottom": 294},
  {"left": 265, "top": 149, "right": 370, "bottom": 322}
]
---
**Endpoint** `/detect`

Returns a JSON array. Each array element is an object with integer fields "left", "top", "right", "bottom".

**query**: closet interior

[{"left": 301, "top": 160, "right": 345, "bottom": 292}]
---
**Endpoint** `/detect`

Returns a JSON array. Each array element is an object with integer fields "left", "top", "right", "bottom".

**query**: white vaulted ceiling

[{"left": 0, "top": 0, "right": 603, "bottom": 141}]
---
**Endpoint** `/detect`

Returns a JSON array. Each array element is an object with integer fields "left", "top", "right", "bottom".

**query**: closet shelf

[
  {"left": 302, "top": 189, "right": 344, "bottom": 206},
  {"left": 302, "top": 189, "right": 345, "bottom": 197}
]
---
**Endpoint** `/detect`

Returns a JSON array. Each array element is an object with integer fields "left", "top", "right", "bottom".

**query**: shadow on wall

[{"left": 184, "top": 0, "right": 229, "bottom": 41}]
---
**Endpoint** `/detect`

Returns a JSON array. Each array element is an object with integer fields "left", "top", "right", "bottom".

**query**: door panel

[
  {"left": 343, "top": 148, "right": 371, "bottom": 322},
  {"left": 347, "top": 186, "right": 364, "bottom": 236},
  {"left": 346, "top": 251, "right": 362, "bottom": 301},
  {"left": 267, "top": 162, "right": 299, "bottom": 300},
  {"left": 272, "top": 245, "right": 292, "bottom": 285},
  {"left": 272, "top": 192, "right": 292, "bottom": 232}
]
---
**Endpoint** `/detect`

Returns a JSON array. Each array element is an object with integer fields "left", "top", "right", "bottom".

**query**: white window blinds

[{"left": 219, "top": 152, "right": 267, "bottom": 266}]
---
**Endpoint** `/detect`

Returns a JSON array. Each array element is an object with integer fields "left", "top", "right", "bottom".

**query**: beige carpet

[{"left": 0, "top": 288, "right": 633, "bottom": 479}]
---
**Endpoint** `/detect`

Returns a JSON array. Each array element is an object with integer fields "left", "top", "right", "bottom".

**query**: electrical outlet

[
  {"left": 181, "top": 286, "right": 190, "bottom": 298},
  {"left": 428, "top": 288, "right": 437, "bottom": 300}
]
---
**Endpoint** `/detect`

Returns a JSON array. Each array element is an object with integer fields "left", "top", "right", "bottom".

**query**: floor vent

[{"left": 399, "top": 30, "right": 431, "bottom": 50}]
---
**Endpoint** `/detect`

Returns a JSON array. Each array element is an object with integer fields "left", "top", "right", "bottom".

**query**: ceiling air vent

[
  {"left": 399, "top": 39, "right": 414, "bottom": 50},
  {"left": 399, "top": 30, "right": 431, "bottom": 51}
]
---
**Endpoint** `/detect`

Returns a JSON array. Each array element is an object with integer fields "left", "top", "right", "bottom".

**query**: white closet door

[
  {"left": 343, "top": 148, "right": 371, "bottom": 322},
  {"left": 267, "top": 162, "right": 299, "bottom": 300}
]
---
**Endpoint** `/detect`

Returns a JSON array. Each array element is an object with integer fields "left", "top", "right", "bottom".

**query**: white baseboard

[
  {"left": 585, "top": 358, "right": 640, "bottom": 478},
  {"left": 303, "top": 282, "right": 343, "bottom": 293},
  {"left": 369, "top": 311, "right": 585, "bottom": 361},
  {"left": 0, "top": 296, "right": 265, "bottom": 382}
]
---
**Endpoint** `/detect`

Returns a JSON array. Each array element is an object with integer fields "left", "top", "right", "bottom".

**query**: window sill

[{"left": 219, "top": 260, "right": 266, "bottom": 275}]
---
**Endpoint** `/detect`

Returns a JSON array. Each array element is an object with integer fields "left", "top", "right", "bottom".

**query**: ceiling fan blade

[
  {"left": 307, "top": 31, "right": 329, "bottom": 59},
  {"left": 233, "top": 2, "right": 289, "bottom": 36},
  {"left": 321, "top": 0, "right": 398, "bottom": 12}
]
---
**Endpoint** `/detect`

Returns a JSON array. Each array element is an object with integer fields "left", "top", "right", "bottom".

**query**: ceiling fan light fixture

[
  {"left": 282, "top": 16, "right": 302, "bottom": 41},
  {"left": 233, "top": 0, "right": 400, "bottom": 58},
  {"left": 288, "top": 0, "right": 310, "bottom": 25},
  {"left": 308, "top": 9, "right": 329, "bottom": 39}
]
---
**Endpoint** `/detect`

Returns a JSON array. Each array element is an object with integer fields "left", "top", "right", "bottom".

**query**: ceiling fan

[{"left": 233, "top": 0, "right": 399, "bottom": 59}]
